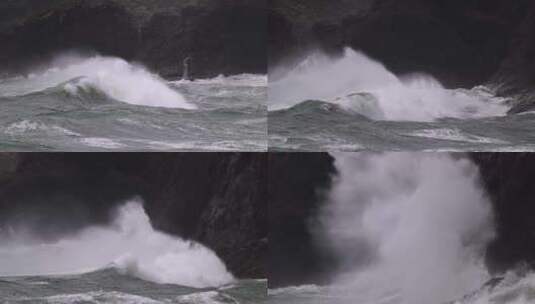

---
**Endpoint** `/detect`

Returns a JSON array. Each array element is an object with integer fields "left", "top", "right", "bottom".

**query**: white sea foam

[
  {"left": 408, "top": 128, "right": 508, "bottom": 144},
  {"left": 269, "top": 48, "right": 509, "bottom": 121},
  {"left": 317, "top": 153, "right": 495, "bottom": 304},
  {"left": 0, "top": 199, "right": 234, "bottom": 288},
  {"left": 80, "top": 137, "right": 125, "bottom": 149}
]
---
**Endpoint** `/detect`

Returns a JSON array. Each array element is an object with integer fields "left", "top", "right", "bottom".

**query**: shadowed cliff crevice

[{"left": 268, "top": 153, "right": 338, "bottom": 288}]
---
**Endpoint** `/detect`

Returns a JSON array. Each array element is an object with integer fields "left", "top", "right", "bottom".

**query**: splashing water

[
  {"left": 1, "top": 55, "right": 197, "bottom": 109},
  {"left": 0, "top": 199, "right": 234, "bottom": 288},
  {"left": 314, "top": 153, "right": 495, "bottom": 304},
  {"left": 269, "top": 48, "right": 508, "bottom": 121}
]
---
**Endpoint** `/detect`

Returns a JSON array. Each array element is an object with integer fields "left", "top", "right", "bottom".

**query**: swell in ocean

[
  {"left": 0, "top": 54, "right": 267, "bottom": 151},
  {"left": 268, "top": 48, "right": 535, "bottom": 151}
]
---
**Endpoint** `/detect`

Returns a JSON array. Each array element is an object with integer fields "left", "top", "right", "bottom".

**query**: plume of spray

[
  {"left": 318, "top": 153, "right": 495, "bottom": 304},
  {"left": 0, "top": 199, "right": 233, "bottom": 288},
  {"left": 0, "top": 54, "right": 197, "bottom": 109},
  {"left": 269, "top": 48, "right": 508, "bottom": 121}
]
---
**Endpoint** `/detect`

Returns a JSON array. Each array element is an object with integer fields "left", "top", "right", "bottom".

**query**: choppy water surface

[
  {"left": 268, "top": 272, "right": 535, "bottom": 304},
  {"left": 0, "top": 270, "right": 266, "bottom": 304},
  {"left": 0, "top": 56, "right": 267, "bottom": 151},
  {"left": 269, "top": 48, "right": 533, "bottom": 151}
]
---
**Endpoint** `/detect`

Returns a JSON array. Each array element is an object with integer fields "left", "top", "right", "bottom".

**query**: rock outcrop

[
  {"left": 0, "top": 153, "right": 266, "bottom": 279},
  {"left": 0, "top": 0, "right": 266, "bottom": 79}
]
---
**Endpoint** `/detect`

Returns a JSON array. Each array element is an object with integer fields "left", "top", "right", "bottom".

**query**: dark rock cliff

[
  {"left": 471, "top": 153, "right": 535, "bottom": 275},
  {"left": 268, "top": 153, "right": 337, "bottom": 288},
  {"left": 0, "top": 153, "right": 266, "bottom": 279},
  {"left": 0, "top": 0, "right": 266, "bottom": 79},
  {"left": 270, "top": 0, "right": 531, "bottom": 89}
]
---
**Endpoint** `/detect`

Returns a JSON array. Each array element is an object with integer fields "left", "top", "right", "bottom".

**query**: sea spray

[
  {"left": 0, "top": 54, "right": 196, "bottom": 109},
  {"left": 269, "top": 48, "right": 508, "bottom": 121},
  {"left": 318, "top": 153, "right": 495, "bottom": 304},
  {"left": 0, "top": 199, "right": 234, "bottom": 288}
]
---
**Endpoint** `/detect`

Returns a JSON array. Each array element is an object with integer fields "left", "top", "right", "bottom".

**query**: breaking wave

[
  {"left": 269, "top": 48, "right": 509, "bottom": 122},
  {"left": 0, "top": 199, "right": 234, "bottom": 288},
  {"left": 0, "top": 55, "right": 196, "bottom": 109}
]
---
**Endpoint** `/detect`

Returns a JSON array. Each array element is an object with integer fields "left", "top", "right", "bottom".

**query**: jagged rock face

[
  {"left": 268, "top": 153, "right": 338, "bottom": 288},
  {"left": 0, "top": 0, "right": 266, "bottom": 78},
  {"left": 0, "top": 153, "right": 266, "bottom": 279},
  {"left": 270, "top": 0, "right": 529, "bottom": 88},
  {"left": 138, "top": 153, "right": 267, "bottom": 278},
  {"left": 471, "top": 153, "right": 535, "bottom": 274}
]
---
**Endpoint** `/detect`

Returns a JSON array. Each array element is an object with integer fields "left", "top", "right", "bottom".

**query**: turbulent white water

[
  {"left": 0, "top": 54, "right": 196, "bottom": 109},
  {"left": 0, "top": 199, "right": 234, "bottom": 288},
  {"left": 456, "top": 269, "right": 535, "bottom": 304},
  {"left": 269, "top": 48, "right": 509, "bottom": 121},
  {"left": 316, "top": 153, "right": 495, "bottom": 304}
]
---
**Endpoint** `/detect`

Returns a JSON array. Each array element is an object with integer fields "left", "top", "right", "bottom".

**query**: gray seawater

[
  {"left": 0, "top": 268, "right": 267, "bottom": 304},
  {"left": 0, "top": 74, "right": 267, "bottom": 151},
  {"left": 269, "top": 100, "right": 535, "bottom": 152}
]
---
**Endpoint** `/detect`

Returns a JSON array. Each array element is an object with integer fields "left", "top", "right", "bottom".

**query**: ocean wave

[
  {"left": 269, "top": 99, "right": 372, "bottom": 119},
  {"left": 0, "top": 199, "right": 234, "bottom": 289},
  {"left": 0, "top": 55, "right": 197, "bottom": 109},
  {"left": 269, "top": 48, "right": 509, "bottom": 121}
]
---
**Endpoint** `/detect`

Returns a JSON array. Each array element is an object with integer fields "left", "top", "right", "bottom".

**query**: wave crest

[
  {"left": 269, "top": 48, "right": 509, "bottom": 121},
  {"left": 0, "top": 55, "right": 197, "bottom": 109},
  {"left": 0, "top": 199, "right": 234, "bottom": 288}
]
